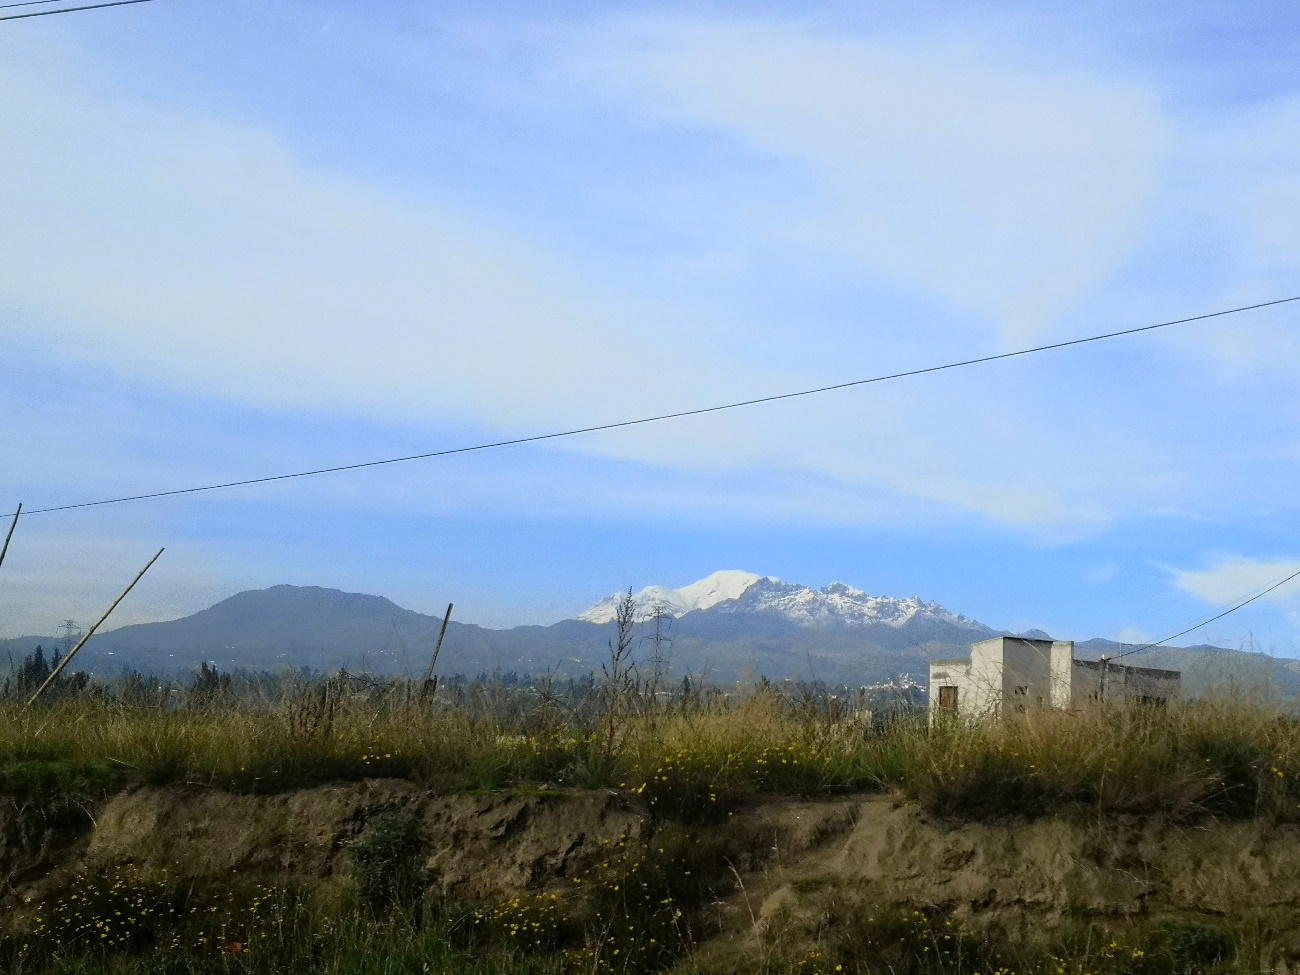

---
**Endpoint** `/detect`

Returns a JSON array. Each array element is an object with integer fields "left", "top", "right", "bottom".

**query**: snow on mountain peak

[
  {"left": 578, "top": 571, "right": 987, "bottom": 631},
  {"left": 578, "top": 570, "right": 767, "bottom": 624},
  {"left": 675, "top": 570, "right": 767, "bottom": 609}
]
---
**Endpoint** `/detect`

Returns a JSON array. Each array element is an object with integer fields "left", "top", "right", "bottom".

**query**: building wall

[
  {"left": 928, "top": 659, "right": 970, "bottom": 720},
  {"left": 1071, "top": 659, "right": 1180, "bottom": 706},
  {"left": 967, "top": 638, "right": 1009, "bottom": 717},
  {"left": 997, "top": 638, "right": 1056, "bottom": 713},
  {"left": 1049, "top": 641, "right": 1075, "bottom": 709},
  {"left": 1071, "top": 659, "right": 1106, "bottom": 704},
  {"left": 932, "top": 638, "right": 1066, "bottom": 718},
  {"left": 1120, "top": 665, "right": 1180, "bottom": 704},
  {"left": 929, "top": 639, "right": 1180, "bottom": 719}
]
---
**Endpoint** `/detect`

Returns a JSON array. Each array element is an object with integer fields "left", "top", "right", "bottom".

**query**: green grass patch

[
  {"left": 0, "top": 758, "right": 121, "bottom": 797},
  {"left": 760, "top": 904, "right": 1255, "bottom": 975}
]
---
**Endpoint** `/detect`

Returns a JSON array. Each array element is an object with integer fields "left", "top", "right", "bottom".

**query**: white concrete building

[{"left": 929, "top": 637, "right": 1180, "bottom": 719}]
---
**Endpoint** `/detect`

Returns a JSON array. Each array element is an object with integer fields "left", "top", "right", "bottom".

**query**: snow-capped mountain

[
  {"left": 718, "top": 578, "right": 987, "bottom": 630},
  {"left": 579, "top": 570, "right": 767, "bottom": 623},
  {"left": 579, "top": 571, "right": 987, "bottom": 631}
]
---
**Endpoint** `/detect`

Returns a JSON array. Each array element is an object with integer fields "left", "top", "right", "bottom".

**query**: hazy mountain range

[{"left": 5, "top": 571, "right": 1298, "bottom": 695}]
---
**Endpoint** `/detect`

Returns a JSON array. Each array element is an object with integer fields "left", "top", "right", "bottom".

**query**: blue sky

[{"left": 3, "top": 1, "right": 1300, "bottom": 653}]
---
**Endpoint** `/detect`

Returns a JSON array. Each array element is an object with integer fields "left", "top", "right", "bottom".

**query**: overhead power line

[
  {"left": 0, "top": 0, "right": 96, "bottom": 10},
  {"left": 0, "top": 0, "right": 160, "bottom": 22},
  {"left": 7, "top": 293, "right": 1299, "bottom": 519}
]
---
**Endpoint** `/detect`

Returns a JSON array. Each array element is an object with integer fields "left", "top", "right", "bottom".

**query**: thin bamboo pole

[
  {"left": 0, "top": 503, "right": 20, "bottom": 572},
  {"left": 421, "top": 603, "right": 453, "bottom": 701},
  {"left": 26, "top": 547, "right": 164, "bottom": 707}
]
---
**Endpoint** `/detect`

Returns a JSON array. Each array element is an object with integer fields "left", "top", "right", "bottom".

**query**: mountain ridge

[
  {"left": 577, "top": 570, "right": 987, "bottom": 632},
  {"left": 5, "top": 577, "right": 1297, "bottom": 695},
  {"left": 579, "top": 570, "right": 768, "bottom": 623}
]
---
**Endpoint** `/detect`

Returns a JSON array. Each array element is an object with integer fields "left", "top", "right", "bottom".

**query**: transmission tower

[
  {"left": 57, "top": 619, "right": 80, "bottom": 656},
  {"left": 642, "top": 602, "right": 675, "bottom": 696}
]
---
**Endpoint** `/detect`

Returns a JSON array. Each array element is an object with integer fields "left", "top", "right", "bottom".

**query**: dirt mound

[
  {"left": 421, "top": 790, "right": 649, "bottom": 899},
  {"left": 77, "top": 782, "right": 645, "bottom": 902},
  {"left": 707, "top": 794, "right": 1300, "bottom": 961},
  {"left": 10, "top": 781, "right": 1300, "bottom": 964}
]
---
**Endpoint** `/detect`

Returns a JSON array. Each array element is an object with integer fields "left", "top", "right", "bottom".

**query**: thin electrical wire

[
  {"left": 0, "top": 0, "right": 90, "bottom": 10},
  {"left": 7, "top": 294, "right": 1298, "bottom": 519},
  {"left": 1111, "top": 564, "right": 1300, "bottom": 662},
  {"left": 0, "top": 0, "right": 159, "bottom": 22}
]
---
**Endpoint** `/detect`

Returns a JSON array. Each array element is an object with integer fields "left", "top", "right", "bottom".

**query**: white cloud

[
  {"left": 0, "top": 31, "right": 1178, "bottom": 536},
  {"left": 1169, "top": 556, "right": 1300, "bottom": 606},
  {"left": 1126, "top": 94, "right": 1300, "bottom": 384},
  {"left": 1114, "top": 626, "right": 1151, "bottom": 645},
  {"left": 564, "top": 18, "right": 1171, "bottom": 344},
  {"left": 0, "top": 42, "right": 758, "bottom": 434}
]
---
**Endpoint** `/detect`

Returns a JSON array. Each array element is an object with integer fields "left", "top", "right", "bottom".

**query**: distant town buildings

[{"left": 929, "top": 637, "right": 1180, "bottom": 719}]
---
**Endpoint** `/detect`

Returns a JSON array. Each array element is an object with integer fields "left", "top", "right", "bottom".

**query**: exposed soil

[
  {"left": 715, "top": 795, "right": 1300, "bottom": 956},
  {"left": 7, "top": 782, "right": 1300, "bottom": 961},
  {"left": 80, "top": 782, "right": 648, "bottom": 901},
  {"left": 0, "top": 792, "right": 96, "bottom": 903}
]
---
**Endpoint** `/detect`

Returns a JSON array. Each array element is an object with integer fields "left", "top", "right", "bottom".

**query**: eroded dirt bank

[
  {"left": 716, "top": 797, "right": 1300, "bottom": 949},
  {"left": 7, "top": 783, "right": 1300, "bottom": 958},
  {"left": 87, "top": 782, "right": 650, "bottom": 900}
]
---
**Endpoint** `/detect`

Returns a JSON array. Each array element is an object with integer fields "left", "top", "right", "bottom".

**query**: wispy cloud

[
  {"left": 1169, "top": 556, "right": 1300, "bottom": 606},
  {"left": 561, "top": 17, "right": 1171, "bottom": 345},
  {"left": 4, "top": 10, "right": 1299, "bottom": 553},
  {"left": 0, "top": 42, "right": 764, "bottom": 434},
  {"left": 0, "top": 33, "right": 1179, "bottom": 536},
  {"left": 1114, "top": 625, "right": 1152, "bottom": 645}
]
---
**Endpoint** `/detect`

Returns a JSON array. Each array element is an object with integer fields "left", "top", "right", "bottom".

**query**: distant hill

[
  {"left": 5, "top": 573, "right": 1298, "bottom": 694},
  {"left": 2, "top": 574, "right": 992, "bottom": 684}
]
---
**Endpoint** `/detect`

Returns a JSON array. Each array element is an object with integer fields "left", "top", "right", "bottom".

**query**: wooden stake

[
  {"left": 421, "top": 603, "right": 453, "bottom": 701},
  {"left": 0, "top": 503, "right": 20, "bottom": 572},
  {"left": 26, "top": 547, "right": 164, "bottom": 707}
]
